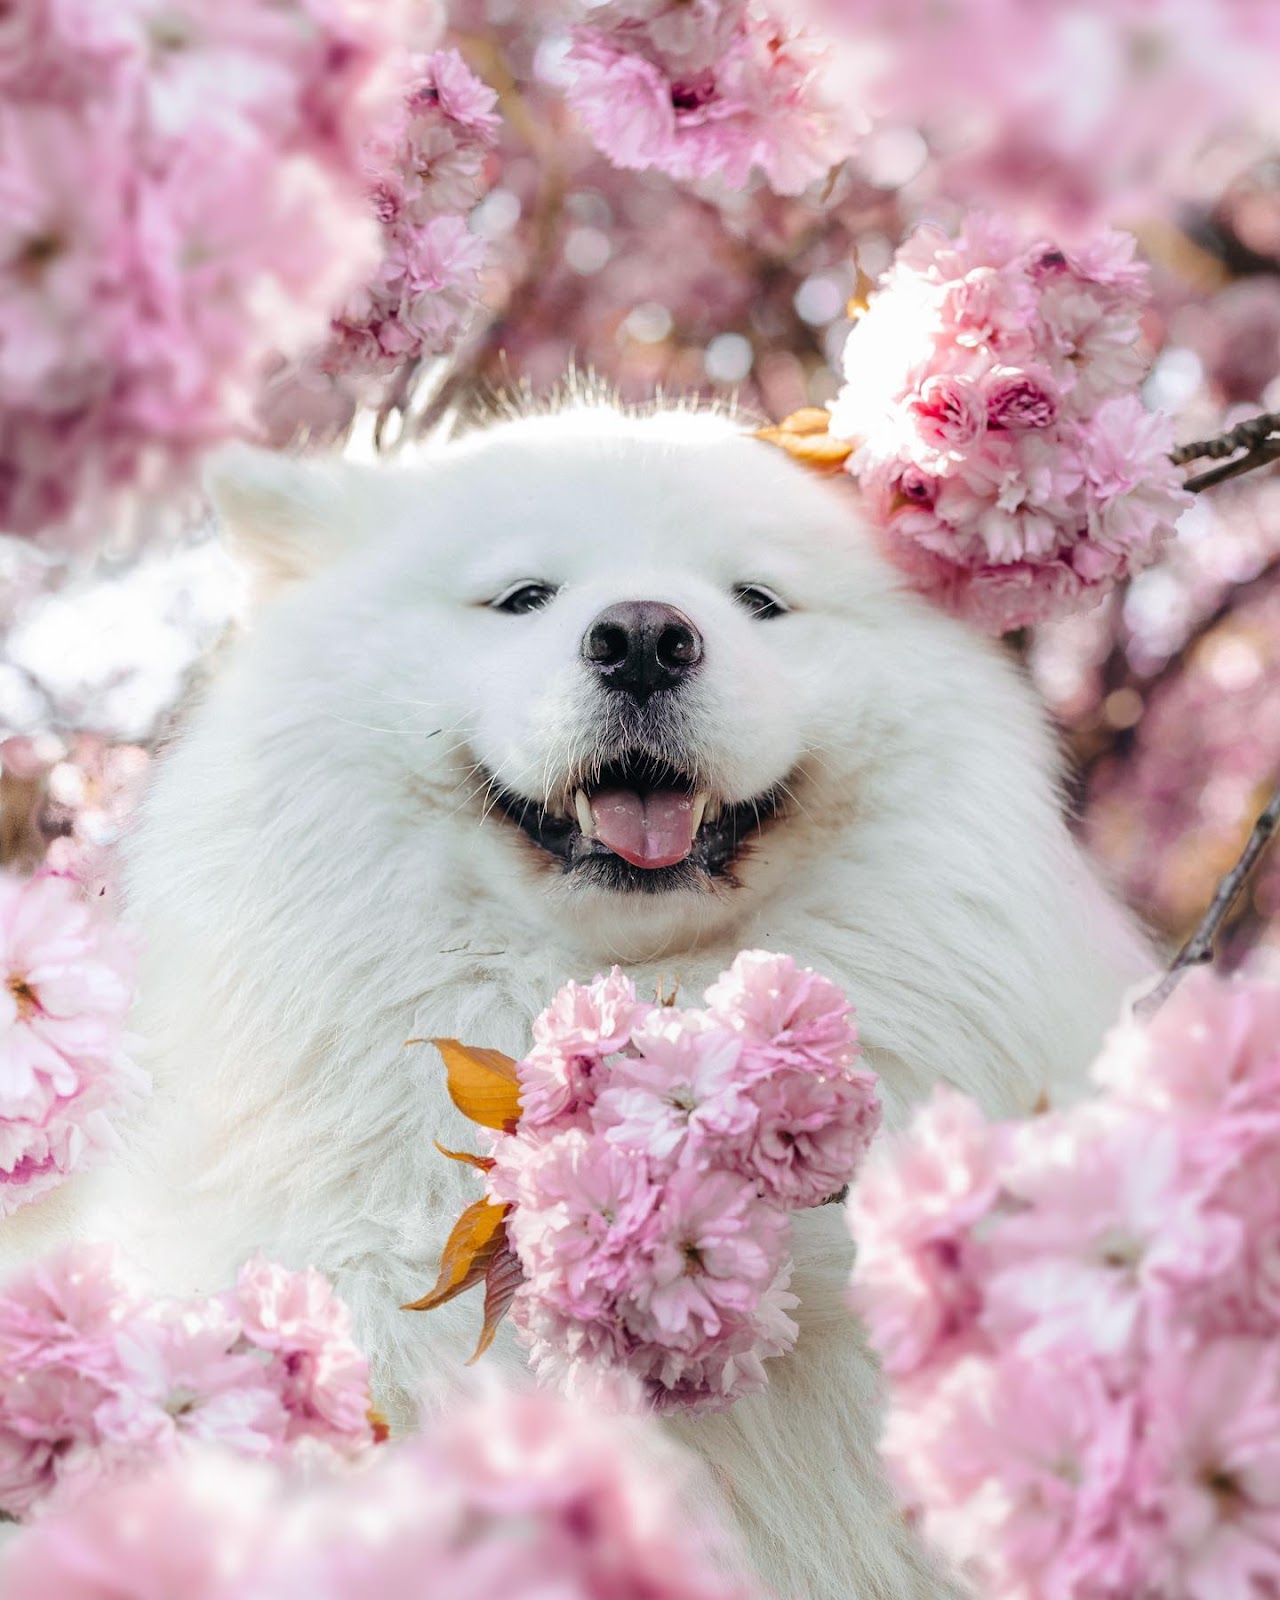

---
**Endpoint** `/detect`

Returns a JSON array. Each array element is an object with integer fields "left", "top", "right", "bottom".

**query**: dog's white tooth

[
  {"left": 575, "top": 789, "right": 595, "bottom": 837},
  {"left": 690, "top": 793, "right": 709, "bottom": 835},
  {"left": 704, "top": 796, "right": 721, "bottom": 825}
]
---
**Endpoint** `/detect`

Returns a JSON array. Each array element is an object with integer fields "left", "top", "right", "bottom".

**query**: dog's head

[{"left": 209, "top": 405, "right": 1001, "bottom": 959}]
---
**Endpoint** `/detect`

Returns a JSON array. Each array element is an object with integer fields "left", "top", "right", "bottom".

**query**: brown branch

[
  {"left": 1171, "top": 410, "right": 1280, "bottom": 466},
  {"left": 1184, "top": 439, "right": 1280, "bottom": 493},
  {"left": 1173, "top": 410, "right": 1280, "bottom": 494},
  {"left": 1136, "top": 783, "right": 1280, "bottom": 1016}
]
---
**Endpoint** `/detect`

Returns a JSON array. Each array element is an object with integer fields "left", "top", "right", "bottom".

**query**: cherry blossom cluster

[
  {"left": 0, "top": 872, "right": 145, "bottom": 1216},
  {"left": 324, "top": 47, "right": 500, "bottom": 378},
  {"left": 848, "top": 969, "right": 1280, "bottom": 1600},
  {"left": 1, "top": 1385, "right": 765, "bottom": 1599},
  {"left": 829, "top": 217, "right": 1193, "bottom": 634},
  {"left": 489, "top": 951, "right": 880, "bottom": 1413},
  {"left": 564, "top": 1, "right": 858, "bottom": 195},
  {"left": 0, "top": 1243, "right": 380, "bottom": 1522},
  {"left": 0, "top": 0, "right": 401, "bottom": 543}
]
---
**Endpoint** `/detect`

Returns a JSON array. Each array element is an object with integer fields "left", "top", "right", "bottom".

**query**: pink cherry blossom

[
  {"left": 1095, "top": 968, "right": 1280, "bottom": 1121},
  {"left": 984, "top": 1113, "right": 1237, "bottom": 1366},
  {"left": 485, "top": 952, "right": 873, "bottom": 1412},
  {"left": 0, "top": 1241, "right": 144, "bottom": 1373},
  {"left": 0, "top": 1388, "right": 766, "bottom": 1599},
  {"left": 0, "top": 0, "right": 135, "bottom": 101},
  {"left": 702, "top": 947, "right": 859, "bottom": 1073},
  {"left": 565, "top": 1, "right": 859, "bottom": 195},
  {"left": 847, "top": 1087, "right": 1001, "bottom": 1379},
  {"left": 733, "top": 1058, "right": 880, "bottom": 1210},
  {"left": 0, "top": 872, "right": 146, "bottom": 1216},
  {"left": 983, "top": 365, "right": 1061, "bottom": 432},
  {"left": 518, "top": 966, "right": 650, "bottom": 1127},
  {"left": 829, "top": 215, "right": 1193, "bottom": 633},
  {"left": 1136, "top": 1337, "right": 1280, "bottom": 1600},
  {"left": 94, "top": 1305, "right": 286, "bottom": 1461},
  {"left": 0, "top": 0, "right": 400, "bottom": 544},
  {"left": 324, "top": 48, "right": 499, "bottom": 378},
  {"left": 497, "top": 1129, "right": 658, "bottom": 1318},
  {"left": 229, "top": 1255, "right": 375, "bottom": 1445},
  {"left": 853, "top": 971, "right": 1280, "bottom": 1599},
  {"left": 532, "top": 964, "right": 646, "bottom": 1058},
  {"left": 623, "top": 1165, "right": 790, "bottom": 1353},
  {"left": 502, "top": 1134, "right": 797, "bottom": 1412},
  {"left": 883, "top": 1349, "right": 1148, "bottom": 1600},
  {"left": 2, "top": 1448, "right": 270, "bottom": 1599},
  {"left": 0, "top": 1243, "right": 379, "bottom": 1521},
  {"left": 594, "top": 1009, "right": 751, "bottom": 1169}
]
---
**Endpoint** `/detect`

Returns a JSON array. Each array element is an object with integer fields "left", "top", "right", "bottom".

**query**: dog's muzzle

[{"left": 487, "top": 747, "right": 785, "bottom": 894}]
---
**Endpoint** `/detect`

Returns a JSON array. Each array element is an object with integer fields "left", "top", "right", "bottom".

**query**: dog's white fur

[{"left": 66, "top": 406, "right": 1151, "bottom": 1597}]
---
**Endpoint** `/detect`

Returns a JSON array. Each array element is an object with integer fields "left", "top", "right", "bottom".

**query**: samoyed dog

[{"left": 94, "top": 404, "right": 1148, "bottom": 1597}]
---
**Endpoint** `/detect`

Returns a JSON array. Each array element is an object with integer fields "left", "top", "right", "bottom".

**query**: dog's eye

[
  {"left": 492, "top": 581, "right": 558, "bottom": 615},
  {"left": 733, "top": 584, "right": 788, "bottom": 620}
]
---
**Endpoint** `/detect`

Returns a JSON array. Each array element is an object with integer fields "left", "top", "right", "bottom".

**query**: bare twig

[
  {"left": 1172, "top": 410, "right": 1280, "bottom": 494},
  {"left": 1184, "top": 439, "right": 1280, "bottom": 493},
  {"left": 1171, "top": 410, "right": 1280, "bottom": 466},
  {"left": 1136, "top": 783, "right": 1280, "bottom": 1016}
]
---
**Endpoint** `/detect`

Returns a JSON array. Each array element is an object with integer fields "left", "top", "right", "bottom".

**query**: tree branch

[
  {"left": 1184, "top": 440, "right": 1280, "bottom": 492},
  {"left": 1171, "top": 411, "right": 1280, "bottom": 466},
  {"left": 1174, "top": 410, "right": 1280, "bottom": 492},
  {"left": 1136, "top": 783, "right": 1280, "bottom": 1016}
]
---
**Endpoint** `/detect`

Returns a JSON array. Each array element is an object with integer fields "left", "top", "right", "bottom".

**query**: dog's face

[{"left": 211, "top": 407, "right": 961, "bottom": 958}]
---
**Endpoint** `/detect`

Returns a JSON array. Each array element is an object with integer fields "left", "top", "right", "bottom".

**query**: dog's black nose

[{"left": 581, "top": 601, "right": 704, "bottom": 701}]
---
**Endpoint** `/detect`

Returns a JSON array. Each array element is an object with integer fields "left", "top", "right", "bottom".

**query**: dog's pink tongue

[{"left": 590, "top": 789, "right": 697, "bottom": 869}]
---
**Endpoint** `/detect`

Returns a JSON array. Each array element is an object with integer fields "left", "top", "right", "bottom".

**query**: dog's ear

[{"left": 205, "top": 444, "right": 381, "bottom": 604}]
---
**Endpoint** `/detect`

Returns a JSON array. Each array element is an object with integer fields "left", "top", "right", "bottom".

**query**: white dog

[{"left": 90, "top": 404, "right": 1149, "bottom": 1598}]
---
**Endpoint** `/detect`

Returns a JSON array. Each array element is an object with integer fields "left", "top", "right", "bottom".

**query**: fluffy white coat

[{"left": 20, "top": 407, "right": 1155, "bottom": 1598}]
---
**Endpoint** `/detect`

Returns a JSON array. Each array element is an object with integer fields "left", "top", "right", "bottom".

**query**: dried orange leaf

[
  {"left": 432, "top": 1038, "right": 522, "bottom": 1131},
  {"left": 763, "top": 432, "right": 855, "bottom": 473},
  {"left": 434, "top": 1140, "right": 495, "bottom": 1173},
  {"left": 846, "top": 266, "right": 877, "bottom": 320},
  {"left": 768, "top": 406, "right": 835, "bottom": 438},
  {"left": 402, "top": 1198, "right": 508, "bottom": 1312},
  {"left": 367, "top": 1406, "right": 391, "bottom": 1444},
  {"left": 468, "top": 1239, "right": 524, "bottom": 1364},
  {"left": 754, "top": 411, "right": 854, "bottom": 476}
]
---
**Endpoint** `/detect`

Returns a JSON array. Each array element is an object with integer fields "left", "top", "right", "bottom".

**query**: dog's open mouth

[{"left": 489, "top": 752, "right": 784, "bottom": 891}]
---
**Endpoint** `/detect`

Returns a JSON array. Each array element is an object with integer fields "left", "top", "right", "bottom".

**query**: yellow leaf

[
  {"left": 434, "top": 1140, "right": 495, "bottom": 1173},
  {"left": 468, "top": 1240, "right": 524, "bottom": 1364},
  {"left": 402, "top": 1198, "right": 509, "bottom": 1312},
  {"left": 431, "top": 1038, "right": 522, "bottom": 1131},
  {"left": 846, "top": 266, "right": 877, "bottom": 319},
  {"left": 754, "top": 411, "right": 855, "bottom": 476},
  {"left": 766, "top": 406, "right": 834, "bottom": 437}
]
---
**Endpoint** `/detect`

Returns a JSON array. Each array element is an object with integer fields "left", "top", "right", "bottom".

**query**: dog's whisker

[
  {"left": 775, "top": 780, "right": 814, "bottom": 823},
  {"left": 322, "top": 711, "right": 421, "bottom": 736}
]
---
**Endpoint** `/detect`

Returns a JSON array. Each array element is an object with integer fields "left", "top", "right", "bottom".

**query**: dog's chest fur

[{"left": 100, "top": 708, "right": 1147, "bottom": 1600}]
